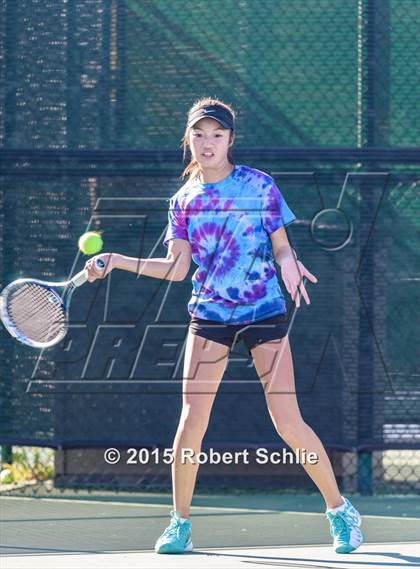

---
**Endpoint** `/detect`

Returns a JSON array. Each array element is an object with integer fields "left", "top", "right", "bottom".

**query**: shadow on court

[{"left": 1, "top": 493, "right": 419, "bottom": 568}]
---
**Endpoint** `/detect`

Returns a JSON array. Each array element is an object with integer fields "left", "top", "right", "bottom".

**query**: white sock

[
  {"left": 327, "top": 496, "right": 346, "bottom": 513},
  {"left": 173, "top": 510, "right": 189, "bottom": 523}
]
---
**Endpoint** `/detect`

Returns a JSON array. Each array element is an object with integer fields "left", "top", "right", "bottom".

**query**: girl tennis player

[{"left": 85, "top": 97, "right": 363, "bottom": 555}]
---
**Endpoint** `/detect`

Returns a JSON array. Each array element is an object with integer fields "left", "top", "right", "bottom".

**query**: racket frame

[{"left": 0, "top": 259, "right": 104, "bottom": 348}]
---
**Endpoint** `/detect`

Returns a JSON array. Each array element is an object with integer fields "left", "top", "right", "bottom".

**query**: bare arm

[
  {"left": 113, "top": 254, "right": 182, "bottom": 281},
  {"left": 269, "top": 226, "right": 297, "bottom": 266},
  {"left": 269, "top": 226, "right": 318, "bottom": 306},
  {"left": 84, "top": 238, "right": 192, "bottom": 283}
]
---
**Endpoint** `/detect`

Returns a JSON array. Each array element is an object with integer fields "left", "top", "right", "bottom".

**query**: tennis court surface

[{"left": 1, "top": 492, "right": 419, "bottom": 568}]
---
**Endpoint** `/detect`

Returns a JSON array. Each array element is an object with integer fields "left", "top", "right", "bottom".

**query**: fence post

[
  {"left": 357, "top": 0, "right": 390, "bottom": 494},
  {"left": 1, "top": 446, "right": 13, "bottom": 467}
]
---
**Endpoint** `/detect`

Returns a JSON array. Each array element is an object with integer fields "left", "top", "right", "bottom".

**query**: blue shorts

[{"left": 189, "top": 312, "right": 289, "bottom": 356}]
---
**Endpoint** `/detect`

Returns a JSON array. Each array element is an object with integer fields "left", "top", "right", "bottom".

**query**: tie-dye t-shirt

[{"left": 163, "top": 164, "right": 296, "bottom": 324}]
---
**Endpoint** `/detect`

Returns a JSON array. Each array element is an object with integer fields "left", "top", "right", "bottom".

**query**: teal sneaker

[
  {"left": 326, "top": 496, "right": 363, "bottom": 554},
  {"left": 154, "top": 510, "right": 193, "bottom": 554}
]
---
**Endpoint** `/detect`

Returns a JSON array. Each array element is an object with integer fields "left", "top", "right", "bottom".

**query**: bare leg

[
  {"left": 172, "top": 332, "right": 230, "bottom": 518},
  {"left": 251, "top": 335, "right": 343, "bottom": 509}
]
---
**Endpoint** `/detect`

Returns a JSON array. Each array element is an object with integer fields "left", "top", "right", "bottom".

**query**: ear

[{"left": 229, "top": 132, "right": 235, "bottom": 147}]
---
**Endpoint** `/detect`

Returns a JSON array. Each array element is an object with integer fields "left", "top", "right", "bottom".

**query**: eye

[{"left": 192, "top": 132, "right": 223, "bottom": 138}]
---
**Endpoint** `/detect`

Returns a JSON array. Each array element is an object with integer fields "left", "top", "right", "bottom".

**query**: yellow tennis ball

[{"left": 78, "top": 231, "right": 103, "bottom": 255}]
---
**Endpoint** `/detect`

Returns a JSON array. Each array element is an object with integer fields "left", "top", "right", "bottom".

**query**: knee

[
  {"left": 273, "top": 417, "right": 307, "bottom": 441},
  {"left": 179, "top": 405, "right": 210, "bottom": 436}
]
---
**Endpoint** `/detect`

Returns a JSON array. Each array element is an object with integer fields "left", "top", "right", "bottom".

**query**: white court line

[
  {"left": 0, "top": 496, "right": 272, "bottom": 514},
  {"left": 2, "top": 542, "right": 419, "bottom": 568},
  {"left": 5, "top": 541, "right": 419, "bottom": 557},
  {"left": 135, "top": 540, "right": 420, "bottom": 552},
  {"left": 2, "top": 496, "right": 418, "bottom": 521},
  {"left": 280, "top": 510, "right": 420, "bottom": 521}
]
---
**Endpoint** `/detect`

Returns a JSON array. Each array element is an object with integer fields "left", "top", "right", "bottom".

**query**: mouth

[{"left": 202, "top": 152, "right": 214, "bottom": 158}]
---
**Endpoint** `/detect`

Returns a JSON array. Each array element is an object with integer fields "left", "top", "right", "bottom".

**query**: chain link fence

[
  {"left": 1, "top": 0, "right": 419, "bottom": 149},
  {"left": 0, "top": 0, "right": 419, "bottom": 496}
]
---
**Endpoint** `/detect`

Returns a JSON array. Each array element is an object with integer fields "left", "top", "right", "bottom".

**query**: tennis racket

[{"left": 0, "top": 258, "right": 106, "bottom": 349}]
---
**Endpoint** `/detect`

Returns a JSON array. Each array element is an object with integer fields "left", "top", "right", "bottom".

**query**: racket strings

[
  {"left": 6, "top": 283, "right": 67, "bottom": 344},
  {"left": 11, "top": 285, "right": 57, "bottom": 326},
  {"left": 10, "top": 286, "right": 64, "bottom": 342}
]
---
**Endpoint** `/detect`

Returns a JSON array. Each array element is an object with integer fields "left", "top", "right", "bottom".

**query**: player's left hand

[{"left": 281, "top": 258, "right": 318, "bottom": 307}]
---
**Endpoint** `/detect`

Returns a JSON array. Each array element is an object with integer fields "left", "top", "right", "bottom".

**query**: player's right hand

[{"left": 85, "top": 253, "right": 114, "bottom": 283}]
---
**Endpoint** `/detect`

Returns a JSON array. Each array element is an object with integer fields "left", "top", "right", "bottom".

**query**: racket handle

[{"left": 71, "top": 258, "right": 106, "bottom": 287}]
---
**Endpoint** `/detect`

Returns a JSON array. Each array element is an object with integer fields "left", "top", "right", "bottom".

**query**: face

[{"left": 188, "top": 117, "right": 234, "bottom": 169}]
